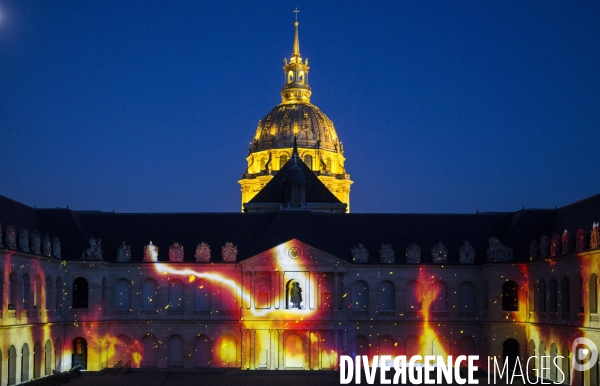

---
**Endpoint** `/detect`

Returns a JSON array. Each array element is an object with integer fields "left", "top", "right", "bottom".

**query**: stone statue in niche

[
  {"left": 351, "top": 243, "right": 369, "bottom": 263},
  {"left": 486, "top": 237, "right": 513, "bottom": 262},
  {"left": 195, "top": 242, "right": 211, "bottom": 262},
  {"left": 289, "top": 282, "right": 303, "bottom": 309},
  {"left": 431, "top": 241, "right": 448, "bottom": 264},
  {"left": 539, "top": 235, "right": 549, "bottom": 258},
  {"left": 459, "top": 240, "right": 475, "bottom": 264},
  {"left": 169, "top": 242, "right": 184, "bottom": 262},
  {"left": 591, "top": 222, "right": 600, "bottom": 249},
  {"left": 52, "top": 236, "right": 61, "bottom": 258},
  {"left": 7, "top": 225, "right": 16, "bottom": 250},
  {"left": 379, "top": 244, "right": 394, "bottom": 264},
  {"left": 85, "top": 237, "right": 103, "bottom": 260},
  {"left": 529, "top": 239, "right": 539, "bottom": 260},
  {"left": 144, "top": 242, "right": 158, "bottom": 262},
  {"left": 550, "top": 234, "right": 560, "bottom": 257},
  {"left": 576, "top": 228, "right": 586, "bottom": 252},
  {"left": 43, "top": 234, "right": 51, "bottom": 256},
  {"left": 0, "top": 223, "right": 3, "bottom": 248},
  {"left": 221, "top": 242, "right": 238, "bottom": 262},
  {"left": 31, "top": 232, "right": 41, "bottom": 254},
  {"left": 561, "top": 230, "right": 571, "bottom": 254},
  {"left": 19, "top": 229, "right": 30, "bottom": 252},
  {"left": 406, "top": 243, "right": 421, "bottom": 264},
  {"left": 117, "top": 242, "right": 131, "bottom": 262}
]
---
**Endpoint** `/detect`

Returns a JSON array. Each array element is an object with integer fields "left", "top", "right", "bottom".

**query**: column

[
  {"left": 334, "top": 330, "right": 339, "bottom": 370},
  {"left": 308, "top": 272, "right": 314, "bottom": 310},
  {"left": 334, "top": 273, "right": 340, "bottom": 310},
  {"left": 278, "top": 330, "right": 284, "bottom": 370},
  {"left": 241, "top": 329, "right": 247, "bottom": 369},
  {"left": 274, "top": 272, "right": 280, "bottom": 309},
  {"left": 305, "top": 330, "right": 310, "bottom": 369},
  {"left": 249, "top": 329, "right": 255, "bottom": 370}
]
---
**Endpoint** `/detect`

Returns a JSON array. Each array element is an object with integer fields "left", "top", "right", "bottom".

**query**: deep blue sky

[{"left": 1, "top": 1, "right": 599, "bottom": 213}]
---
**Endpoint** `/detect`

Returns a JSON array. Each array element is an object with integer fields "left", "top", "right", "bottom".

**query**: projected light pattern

[{"left": 1, "top": 237, "right": 600, "bottom": 385}]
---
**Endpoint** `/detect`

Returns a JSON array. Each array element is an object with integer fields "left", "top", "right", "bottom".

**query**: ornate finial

[
  {"left": 280, "top": 12, "right": 311, "bottom": 104},
  {"left": 292, "top": 11, "right": 300, "bottom": 58}
]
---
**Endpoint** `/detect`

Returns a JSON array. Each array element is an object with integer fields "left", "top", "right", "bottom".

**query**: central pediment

[{"left": 241, "top": 239, "right": 348, "bottom": 269}]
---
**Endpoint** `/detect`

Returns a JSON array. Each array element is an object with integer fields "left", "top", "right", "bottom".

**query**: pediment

[{"left": 241, "top": 239, "right": 348, "bottom": 269}]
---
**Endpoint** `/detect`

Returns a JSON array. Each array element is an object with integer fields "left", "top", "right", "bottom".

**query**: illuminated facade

[{"left": 239, "top": 21, "right": 352, "bottom": 211}]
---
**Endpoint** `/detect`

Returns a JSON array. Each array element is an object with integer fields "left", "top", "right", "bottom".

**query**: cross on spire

[{"left": 293, "top": 8, "right": 300, "bottom": 21}]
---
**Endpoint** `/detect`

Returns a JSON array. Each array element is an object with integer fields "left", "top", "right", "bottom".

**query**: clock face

[{"left": 288, "top": 247, "right": 301, "bottom": 259}]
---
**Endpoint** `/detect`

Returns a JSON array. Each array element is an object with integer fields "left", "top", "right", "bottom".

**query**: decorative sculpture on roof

[
  {"left": 486, "top": 237, "right": 513, "bottom": 262},
  {"left": 591, "top": 222, "right": 600, "bottom": 249},
  {"left": 0, "top": 223, "right": 3, "bottom": 248},
  {"left": 540, "top": 234, "right": 549, "bottom": 258},
  {"left": 351, "top": 243, "right": 369, "bottom": 263},
  {"left": 169, "top": 242, "right": 184, "bottom": 262},
  {"left": 42, "top": 234, "right": 51, "bottom": 256},
  {"left": 529, "top": 239, "right": 539, "bottom": 260},
  {"left": 459, "top": 241, "right": 475, "bottom": 264},
  {"left": 406, "top": 243, "right": 421, "bottom": 264},
  {"left": 52, "top": 236, "right": 61, "bottom": 259},
  {"left": 222, "top": 242, "right": 238, "bottom": 262},
  {"left": 84, "top": 237, "right": 103, "bottom": 260},
  {"left": 19, "top": 229, "right": 30, "bottom": 252},
  {"left": 195, "top": 242, "right": 211, "bottom": 262},
  {"left": 379, "top": 244, "right": 394, "bottom": 264},
  {"left": 431, "top": 241, "right": 448, "bottom": 264},
  {"left": 550, "top": 234, "right": 560, "bottom": 257},
  {"left": 561, "top": 230, "right": 571, "bottom": 254},
  {"left": 576, "top": 228, "right": 585, "bottom": 252},
  {"left": 144, "top": 242, "right": 158, "bottom": 262},
  {"left": 7, "top": 225, "right": 16, "bottom": 250},
  {"left": 117, "top": 242, "right": 131, "bottom": 262},
  {"left": 31, "top": 231, "right": 41, "bottom": 254}
]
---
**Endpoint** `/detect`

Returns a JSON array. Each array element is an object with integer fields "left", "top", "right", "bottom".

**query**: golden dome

[{"left": 250, "top": 103, "right": 343, "bottom": 154}]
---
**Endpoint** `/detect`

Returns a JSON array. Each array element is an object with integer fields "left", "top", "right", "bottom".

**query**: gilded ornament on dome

[{"left": 281, "top": 113, "right": 290, "bottom": 135}]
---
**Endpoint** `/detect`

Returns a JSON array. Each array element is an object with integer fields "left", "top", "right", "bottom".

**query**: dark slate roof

[
  {"left": 2, "top": 192, "right": 599, "bottom": 265},
  {"left": 247, "top": 157, "right": 342, "bottom": 205}
]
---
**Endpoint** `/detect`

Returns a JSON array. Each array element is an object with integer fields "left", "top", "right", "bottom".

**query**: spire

[
  {"left": 281, "top": 13, "right": 312, "bottom": 104},
  {"left": 292, "top": 134, "right": 299, "bottom": 162},
  {"left": 293, "top": 21, "right": 300, "bottom": 59}
]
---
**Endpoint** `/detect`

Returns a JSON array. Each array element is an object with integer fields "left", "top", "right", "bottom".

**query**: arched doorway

[
  {"left": 22, "top": 343, "right": 30, "bottom": 382},
  {"left": 141, "top": 335, "right": 157, "bottom": 368},
  {"left": 167, "top": 335, "right": 183, "bottom": 367},
  {"left": 502, "top": 338, "right": 520, "bottom": 372},
  {"left": 8, "top": 345, "right": 17, "bottom": 386},
  {"left": 45, "top": 340, "right": 53, "bottom": 375},
  {"left": 285, "top": 334, "right": 304, "bottom": 369},
  {"left": 72, "top": 278, "right": 88, "bottom": 309},
  {"left": 72, "top": 337, "right": 87, "bottom": 369},
  {"left": 216, "top": 335, "right": 237, "bottom": 367},
  {"left": 115, "top": 335, "right": 131, "bottom": 366},
  {"left": 194, "top": 335, "right": 211, "bottom": 367},
  {"left": 33, "top": 341, "right": 42, "bottom": 379},
  {"left": 355, "top": 335, "right": 369, "bottom": 358}
]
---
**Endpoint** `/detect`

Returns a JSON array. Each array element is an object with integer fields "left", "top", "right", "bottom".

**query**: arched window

[
  {"left": 561, "top": 276, "right": 570, "bottom": 314},
  {"left": 432, "top": 337, "right": 449, "bottom": 358},
  {"left": 217, "top": 335, "right": 237, "bottom": 367},
  {"left": 280, "top": 154, "right": 288, "bottom": 168},
  {"left": 298, "top": 71, "right": 305, "bottom": 83},
  {"left": 8, "top": 345, "right": 17, "bottom": 386},
  {"left": 379, "top": 336, "right": 396, "bottom": 357},
  {"left": 575, "top": 275, "right": 584, "bottom": 313},
  {"left": 71, "top": 338, "right": 87, "bottom": 370},
  {"left": 406, "top": 336, "right": 420, "bottom": 357},
  {"left": 45, "top": 276, "right": 53, "bottom": 310},
  {"left": 561, "top": 344, "right": 570, "bottom": 385},
  {"left": 549, "top": 343, "right": 558, "bottom": 381},
  {"left": 142, "top": 335, "right": 157, "bottom": 368},
  {"left": 195, "top": 279, "right": 210, "bottom": 310},
  {"left": 318, "top": 275, "right": 333, "bottom": 310},
  {"left": 352, "top": 281, "right": 369, "bottom": 312},
  {"left": 459, "top": 337, "right": 476, "bottom": 358},
  {"left": 502, "top": 339, "right": 520, "bottom": 372},
  {"left": 169, "top": 280, "right": 184, "bottom": 310},
  {"left": 44, "top": 340, "right": 52, "bottom": 376},
  {"left": 168, "top": 335, "right": 184, "bottom": 367},
  {"left": 432, "top": 281, "right": 449, "bottom": 311},
  {"left": 34, "top": 275, "right": 42, "bottom": 309},
  {"left": 72, "top": 278, "right": 88, "bottom": 309},
  {"left": 194, "top": 335, "right": 211, "bottom": 367},
  {"left": 303, "top": 155, "right": 312, "bottom": 169},
  {"left": 459, "top": 281, "right": 475, "bottom": 313},
  {"left": 55, "top": 277, "right": 63, "bottom": 311},
  {"left": 115, "top": 279, "right": 131, "bottom": 310},
  {"left": 325, "top": 157, "right": 332, "bottom": 172},
  {"left": 9, "top": 271, "right": 18, "bottom": 309},
  {"left": 502, "top": 281, "right": 519, "bottom": 311},
  {"left": 143, "top": 279, "right": 158, "bottom": 309},
  {"left": 406, "top": 281, "right": 422, "bottom": 311},
  {"left": 54, "top": 339, "right": 62, "bottom": 372},
  {"left": 33, "top": 341, "right": 41, "bottom": 379},
  {"left": 549, "top": 278, "right": 558, "bottom": 312},
  {"left": 22, "top": 273, "right": 31, "bottom": 310},
  {"left": 22, "top": 343, "right": 30, "bottom": 382},
  {"left": 538, "top": 279, "right": 546, "bottom": 312},
  {"left": 378, "top": 281, "right": 395, "bottom": 311},
  {"left": 259, "top": 157, "right": 266, "bottom": 171},
  {"left": 590, "top": 273, "right": 598, "bottom": 313},
  {"left": 288, "top": 71, "right": 293, "bottom": 84}
]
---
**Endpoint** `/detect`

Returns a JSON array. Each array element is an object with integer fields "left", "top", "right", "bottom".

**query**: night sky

[{"left": 1, "top": 1, "right": 599, "bottom": 214}]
